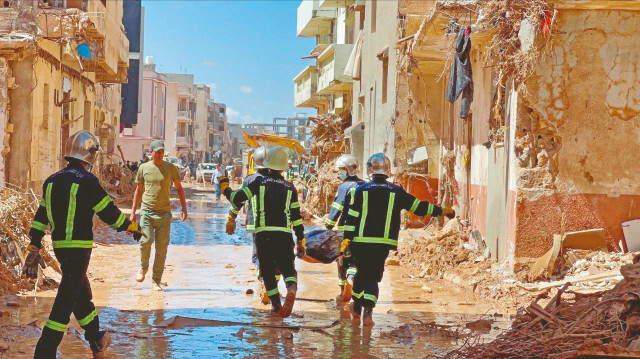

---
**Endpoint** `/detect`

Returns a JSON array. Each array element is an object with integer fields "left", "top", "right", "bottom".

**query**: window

[
  {"left": 42, "top": 84, "right": 49, "bottom": 129},
  {"left": 382, "top": 58, "right": 388, "bottom": 104},
  {"left": 359, "top": 10, "right": 365, "bottom": 31},
  {"left": 371, "top": 0, "right": 377, "bottom": 33}
]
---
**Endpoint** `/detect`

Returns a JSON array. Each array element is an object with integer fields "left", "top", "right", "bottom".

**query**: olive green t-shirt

[{"left": 136, "top": 161, "right": 180, "bottom": 213}]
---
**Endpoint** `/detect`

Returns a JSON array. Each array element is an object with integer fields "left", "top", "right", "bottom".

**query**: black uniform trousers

[
  {"left": 336, "top": 231, "right": 356, "bottom": 287},
  {"left": 350, "top": 243, "right": 390, "bottom": 309},
  {"left": 255, "top": 232, "right": 297, "bottom": 302},
  {"left": 34, "top": 248, "right": 99, "bottom": 358},
  {"left": 252, "top": 234, "right": 281, "bottom": 279}
]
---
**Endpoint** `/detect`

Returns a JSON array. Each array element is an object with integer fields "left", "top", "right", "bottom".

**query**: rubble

[
  {"left": 447, "top": 259, "right": 640, "bottom": 358},
  {"left": 95, "top": 152, "right": 137, "bottom": 205},
  {"left": 0, "top": 186, "right": 60, "bottom": 294}
]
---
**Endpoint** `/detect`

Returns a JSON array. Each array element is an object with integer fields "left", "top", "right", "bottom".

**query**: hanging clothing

[{"left": 446, "top": 27, "right": 474, "bottom": 119}]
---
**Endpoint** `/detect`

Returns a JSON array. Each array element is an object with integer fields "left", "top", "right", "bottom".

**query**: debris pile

[
  {"left": 96, "top": 153, "right": 137, "bottom": 204},
  {"left": 447, "top": 259, "right": 640, "bottom": 358},
  {"left": 300, "top": 114, "right": 349, "bottom": 219},
  {"left": 0, "top": 186, "right": 60, "bottom": 294}
]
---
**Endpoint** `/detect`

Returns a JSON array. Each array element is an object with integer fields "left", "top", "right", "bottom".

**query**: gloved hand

[
  {"left": 325, "top": 224, "right": 334, "bottom": 231},
  {"left": 218, "top": 176, "right": 229, "bottom": 193},
  {"left": 225, "top": 217, "right": 236, "bottom": 235},
  {"left": 296, "top": 238, "right": 306, "bottom": 259},
  {"left": 442, "top": 207, "right": 456, "bottom": 219},
  {"left": 127, "top": 222, "right": 143, "bottom": 241},
  {"left": 23, "top": 245, "right": 46, "bottom": 279},
  {"left": 342, "top": 239, "right": 352, "bottom": 258}
]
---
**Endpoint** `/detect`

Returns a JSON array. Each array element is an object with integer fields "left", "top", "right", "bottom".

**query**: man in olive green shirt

[{"left": 130, "top": 140, "right": 188, "bottom": 290}]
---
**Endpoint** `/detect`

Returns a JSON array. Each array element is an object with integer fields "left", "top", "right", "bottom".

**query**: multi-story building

[
  {"left": 193, "top": 84, "right": 211, "bottom": 163},
  {"left": 164, "top": 73, "right": 196, "bottom": 162},
  {"left": 119, "top": 58, "right": 167, "bottom": 163},
  {"left": 210, "top": 102, "right": 231, "bottom": 164},
  {"left": 120, "top": 0, "right": 144, "bottom": 133},
  {"left": 1, "top": 0, "right": 129, "bottom": 189},
  {"left": 294, "top": 0, "right": 355, "bottom": 119}
]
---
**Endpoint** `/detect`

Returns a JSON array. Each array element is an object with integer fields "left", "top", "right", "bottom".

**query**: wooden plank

[
  {"left": 563, "top": 228, "right": 607, "bottom": 251},
  {"left": 519, "top": 271, "right": 622, "bottom": 292},
  {"left": 552, "top": 0, "right": 640, "bottom": 11}
]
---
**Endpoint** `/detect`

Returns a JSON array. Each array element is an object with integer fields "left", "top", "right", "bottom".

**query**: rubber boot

[
  {"left": 362, "top": 306, "right": 375, "bottom": 327},
  {"left": 89, "top": 331, "right": 111, "bottom": 359},
  {"left": 279, "top": 283, "right": 297, "bottom": 318},
  {"left": 349, "top": 302, "right": 361, "bottom": 325},
  {"left": 270, "top": 296, "right": 282, "bottom": 315}
]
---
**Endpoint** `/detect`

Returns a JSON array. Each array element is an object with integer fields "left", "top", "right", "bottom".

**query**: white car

[{"left": 196, "top": 163, "right": 217, "bottom": 183}]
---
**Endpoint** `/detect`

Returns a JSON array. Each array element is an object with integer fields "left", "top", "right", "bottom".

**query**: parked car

[
  {"left": 166, "top": 157, "right": 188, "bottom": 180},
  {"left": 196, "top": 163, "right": 217, "bottom": 183}
]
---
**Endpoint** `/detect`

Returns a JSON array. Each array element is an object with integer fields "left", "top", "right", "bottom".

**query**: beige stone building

[{"left": 0, "top": 0, "right": 129, "bottom": 190}]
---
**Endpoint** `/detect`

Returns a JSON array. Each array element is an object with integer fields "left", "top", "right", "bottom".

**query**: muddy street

[{"left": 0, "top": 185, "right": 511, "bottom": 358}]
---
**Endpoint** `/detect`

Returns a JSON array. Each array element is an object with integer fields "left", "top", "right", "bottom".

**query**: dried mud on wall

[{"left": 515, "top": 10, "right": 640, "bottom": 257}]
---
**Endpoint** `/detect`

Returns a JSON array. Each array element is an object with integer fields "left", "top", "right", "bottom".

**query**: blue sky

[{"left": 142, "top": 0, "right": 316, "bottom": 124}]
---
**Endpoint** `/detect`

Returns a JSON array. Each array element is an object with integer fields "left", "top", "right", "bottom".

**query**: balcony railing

[
  {"left": 176, "top": 136, "right": 192, "bottom": 146},
  {"left": 297, "top": 0, "right": 335, "bottom": 37},
  {"left": 294, "top": 65, "right": 328, "bottom": 108},
  {"left": 177, "top": 111, "right": 193, "bottom": 121},
  {"left": 178, "top": 85, "right": 194, "bottom": 98},
  {"left": 317, "top": 44, "right": 354, "bottom": 94},
  {"left": 319, "top": 0, "right": 355, "bottom": 8}
]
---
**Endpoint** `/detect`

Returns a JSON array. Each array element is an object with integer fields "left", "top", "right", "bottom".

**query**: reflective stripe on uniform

[
  {"left": 284, "top": 277, "right": 297, "bottom": 283},
  {"left": 52, "top": 240, "right": 94, "bottom": 249},
  {"left": 77, "top": 310, "right": 98, "bottom": 326},
  {"left": 324, "top": 218, "right": 337, "bottom": 226},
  {"left": 93, "top": 196, "right": 112, "bottom": 213},
  {"left": 427, "top": 203, "right": 434, "bottom": 216},
  {"left": 255, "top": 226, "right": 291, "bottom": 234},
  {"left": 45, "top": 319, "right": 67, "bottom": 332},
  {"left": 349, "top": 188, "right": 356, "bottom": 205},
  {"left": 230, "top": 206, "right": 239, "bottom": 215},
  {"left": 40, "top": 198, "right": 46, "bottom": 207},
  {"left": 331, "top": 202, "right": 343, "bottom": 211},
  {"left": 348, "top": 209, "right": 360, "bottom": 217},
  {"left": 259, "top": 186, "right": 266, "bottom": 227},
  {"left": 285, "top": 190, "right": 292, "bottom": 227},
  {"left": 383, "top": 193, "right": 395, "bottom": 239},
  {"left": 65, "top": 183, "right": 80, "bottom": 241},
  {"left": 45, "top": 183, "right": 55, "bottom": 231},
  {"left": 267, "top": 288, "right": 279, "bottom": 296},
  {"left": 346, "top": 267, "right": 357, "bottom": 276},
  {"left": 342, "top": 225, "right": 355, "bottom": 232},
  {"left": 290, "top": 202, "right": 300, "bottom": 208},
  {"left": 358, "top": 191, "right": 368, "bottom": 237},
  {"left": 110, "top": 213, "right": 126, "bottom": 229},
  {"left": 242, "top": 186, "right": 252, "bottom": 199},
  {"left": 336, "top": 225, "right": 345, "bottom": 231},
  {"left": 353, "top": 236, "right": 398, "bottom": 246},
  {"left": 292, "top": 219, "right": 303, "bottom": 226},
  {"left": 409, "top": 199, "right": 420, "bottom": 214},
  {"left": 338, "top": 279, "right": 346, "bottom": 286},
  {"left": 246, "top": 224, "right": 255, "bottom": 231},
  {"left": 32, "top": 221, "right": 46, "bottom": 232},
  {"left": 363, "top": 293, "right": 378, "bottom": 303},
  {"left": 351, "top": 290, "right": 364, "bottom": 299}
]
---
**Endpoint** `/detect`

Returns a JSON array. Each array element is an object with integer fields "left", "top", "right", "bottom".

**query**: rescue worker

[
  {"left": 285, "top": 160, "right": 295, "bottom": 181},
  {"left": 344, "top": 153, "right": 455, "bottom": 327},
  {"left": 220, "top": 147, "right": 305, "bottom": 317},
  {"left": 25, "top": 131, "right": 141, "bottom": 358},
  {"left": 224, "top": 147, "right": 281, "bottom": 305},
  {"left": 324, "top": 155, "right": 364, "bottom": 303}
]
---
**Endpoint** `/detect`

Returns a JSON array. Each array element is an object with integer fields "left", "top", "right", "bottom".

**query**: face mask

[{"left": 338, "top": 170, "right": 348, "bottom": 180}]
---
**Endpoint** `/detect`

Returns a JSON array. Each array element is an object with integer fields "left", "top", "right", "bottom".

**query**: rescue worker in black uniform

[
  {"left": 220, "top": 147, "right": 305, "bottom": 317},
  {"left": 225, "top": 147, "right": 281, "bottom": 305},
  {"left": 344, "top": 153, "right": 455, "bottom": 326},
  {"left": 24, "top": 131, "right": 142, "bottom": 358},
  {"left": 324, "top": 154, "right": 364, "bottom": 303}
]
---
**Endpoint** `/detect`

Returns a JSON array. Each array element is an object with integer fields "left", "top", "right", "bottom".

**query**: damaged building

[
  {"left": 297, "top": 0, "right": 640, "bottom": 269},
  {"left": 0, "top": 0, "right": 130, "bottom": 190}
]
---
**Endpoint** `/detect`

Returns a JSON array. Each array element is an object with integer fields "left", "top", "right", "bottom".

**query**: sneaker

[
  {"left": 278, "top": 284, "right": 297, "bottom": 318},
  {"left": 152, "top": 281, "right": 163, "bottom": 291},
  {"left": 362, "top": 306, "right": 375, "bottom": 327},
  {"left": 135, "top": 269, "right": 147, "bottom": 282},
  {"left": 89, "top": 331, "right": 111, "bottom": 358}
]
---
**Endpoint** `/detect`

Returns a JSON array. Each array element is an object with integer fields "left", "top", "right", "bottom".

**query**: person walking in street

[
  {"left": 224, "top": 147, "right": 281, "bottom": 305},
  {"left": 344, "top": 153, "right": 455, "bottom": 327},
  {"left": 285, "top": 160, "right": 295, "bottom": 182},
  {"left": 26, "top": 131, "right": 142, "bottom": 359},
  {"left": 324, "top": 155, "right": 365, "bottom": 303},
  {"left": 220, "top": 147, "right": 305, "bottom": 317},
  {"left": 212, "top": 163, "right": 226, "bottom": 201},
  {"left": 130, "top": 140, "right": 188, "bottom": 291}
]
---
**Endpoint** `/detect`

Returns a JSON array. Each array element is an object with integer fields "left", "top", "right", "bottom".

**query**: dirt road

[{"left": 0, "top": 184, "right": 511, "bottom": 358}]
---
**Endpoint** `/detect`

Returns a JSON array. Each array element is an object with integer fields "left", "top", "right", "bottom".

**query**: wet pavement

[{"left": 0, "top": 184, "right": 512, "bottom": 358}]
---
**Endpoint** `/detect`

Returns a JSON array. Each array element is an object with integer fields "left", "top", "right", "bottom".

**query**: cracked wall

[{"left": 515, "top": 10, "right": 640, "bottom": 257}]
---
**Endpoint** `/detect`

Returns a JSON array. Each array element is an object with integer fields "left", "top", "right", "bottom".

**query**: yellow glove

[
  {"left": 442, "top": 207, "right": 456, "bottom": 219},
  {"left": 127, "top": 222, "right": 140, "bottom": 232},
  {"left": 340, "top": 239, "right": 350, "bottom": 253},
  {"left": 296, "top": 238, "right": 307, "bottom": 258},
  {"left": 218, "top": 176, "right": 229, "bottom": 193},
  {"left": 225, "top": 218, "right": 236, "bottom": 235}
]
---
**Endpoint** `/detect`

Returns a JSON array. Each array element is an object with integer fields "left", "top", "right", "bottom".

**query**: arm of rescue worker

[
  {"left": 222, "top": 177, "right": 254, "bottom": 209},
  {"left": 324, "top": 188, "right": 345, "bottom": 229},
  {"left": 343, "top": 189, "right": 363, "bottom": 241},
  {"left": 398, "top": 189, "right": 447, "bottom": 218},
  {"left": 88, "top": 177, "right": 131, "bottom": 231},
  {"left": 289, "top": 190, "right": 304, "bottom": 243},
  {"left": 28, "top": 184, "right": 51, "bottom": 249}
]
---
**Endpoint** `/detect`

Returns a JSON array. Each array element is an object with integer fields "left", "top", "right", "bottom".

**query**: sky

[{"left": 142, "top": 0, "right": 317, "bottom": 124}]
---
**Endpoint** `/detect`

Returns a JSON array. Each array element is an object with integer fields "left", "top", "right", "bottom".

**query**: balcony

[
  {"left": 178, "top": 85, "right": 195, "bottom": 98},
  {"left": 177, "top": 111, "right": 193, "bottom": 122},
  {"left": 176, "top": 136, "right": 192, "bottom": 146},
  {"left": 319, "top": 0, "right": 355, "bottom": 7},
  {"left": 297, "top": 0, "right": 335, "bottom": 38},
  {"left": 317, "top": 44, "right": 354, "bottom": 95},
  {"left": 294, "top": 66, "right": 329, "bottom": 108}
]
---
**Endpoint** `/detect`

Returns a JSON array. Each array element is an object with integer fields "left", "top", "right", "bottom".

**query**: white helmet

[
  {"left": 263, "top": 147, "right": 289, "bottom": 171},
  {"left": 366, "top": 153, "right": 391, "bottom": 177},
  {"left": 64, "top": 130, "right": 100, "bottom": 166},
  {"left": 335, "top": 154, "right": 358, "bottom": 176},
  {"left": 253, "top": 147, "right": 267, "bottom": 169}
]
